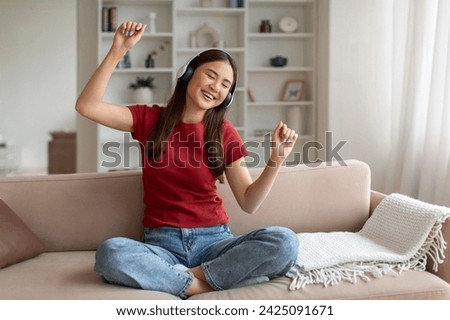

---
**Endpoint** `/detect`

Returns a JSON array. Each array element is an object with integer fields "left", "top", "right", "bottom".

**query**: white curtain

[{"left": 384, "top": 0, "right": 450, "bottom": 206}]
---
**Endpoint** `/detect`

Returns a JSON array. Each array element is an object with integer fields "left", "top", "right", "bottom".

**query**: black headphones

[{"left": 176, "top": 49, "right": 237, "bottom": 109}]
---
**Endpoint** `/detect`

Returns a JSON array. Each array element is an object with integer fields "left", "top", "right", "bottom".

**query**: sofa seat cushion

[
  {"left": 190, "top": 272, "right": 450, "bottom": 300},
  {"left": 0, "top": 252, "right": 448, "bottom": 300},
  {"left": 0, "top": 251, "right": 179, "bottom": 300}
]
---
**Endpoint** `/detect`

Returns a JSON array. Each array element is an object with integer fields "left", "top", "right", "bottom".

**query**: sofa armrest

[
  {"left": 372, "top": 191, "right": 450, "bottom": 283},
  {"left": 369, "top": 190, "right": 386, "bottom": 216},
  {"left": 370, "top": 190, "right": 449, "bottom": 283},
  {"left": 427, "top": 218, "right": 450, "bottom": 284}
]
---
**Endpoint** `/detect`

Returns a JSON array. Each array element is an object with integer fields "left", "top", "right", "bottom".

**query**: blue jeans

[{"left": 94, "top": 225, "right": 299, "bottom": 298}]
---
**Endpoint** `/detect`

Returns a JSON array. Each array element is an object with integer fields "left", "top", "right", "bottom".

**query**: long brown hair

[{"left": 147, "top": 49, "right": 238, "bottom": 183}]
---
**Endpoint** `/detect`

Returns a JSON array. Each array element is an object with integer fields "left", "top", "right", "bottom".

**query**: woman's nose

[{"left": 209, "top": 81, "right": 220, "bottom": 92}]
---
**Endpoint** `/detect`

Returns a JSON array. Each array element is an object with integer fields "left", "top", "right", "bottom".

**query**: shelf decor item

[
  {"left": 247, "top": 86, "right": 256, "bottom": 102},
  {"left": 146, "top": 40, "right": 170, "bottom": 68},
  {"left": 129, "top": 76, "right": 155, "bottom": 90},
  {"left": 133, "top": 88, "right": 153, "bottom": 104},
  {"left": 129, "top": 76, "right": 155, "bottom": 104},
  {"left": 145, "top": 54, "right": 155, "bottom": 68},
  {"left": 148, "top": 12, "right": 157, "bottom": 34},
  {"left": 195, "top": 24, "right": 219, "bottom": 48},
  {"left": 109, "top": 7, "right": 117, "bottom": 31},
  {"left": 279, "top": 16, "right": 299, "bottom": 33},
  {"left": 101, "top": 7, "right": 109, "bottom": 32},
  {"left": 259, "top": 19, "right": 272, "bottom": 33},
  {"left": 270, "top": 55, "right": 288, "bottom": 67},
  {"left": 117, "top": 51, "right": 131, "bottom": 69},
  {"left": 101, "top": 6, "right": 118, "bottom": 32},
  {"left": 229, "top": 0, "right": 244, "bottom": 8},
  {"left": 282, "top": 80, "right": 305, "bottom": 101}
]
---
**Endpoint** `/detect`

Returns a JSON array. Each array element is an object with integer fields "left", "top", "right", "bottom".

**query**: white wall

[
  {"left": 328, "top": 0, "right": 393, "bottom": 191},
  {"left": 0, "top": 0, "right": 77, "bottom": 173}
]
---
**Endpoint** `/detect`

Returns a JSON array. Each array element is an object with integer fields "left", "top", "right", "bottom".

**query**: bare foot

[
  {"left": 184, "top": 266, "right": 214, "bottom": 297},
  {"left": 188, "top": 266, "right": 208, "bottom": 281}
]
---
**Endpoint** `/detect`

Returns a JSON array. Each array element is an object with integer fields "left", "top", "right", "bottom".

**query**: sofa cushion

[
  {"left": 0, "top": 199, "right": 46, "bottom": 269},
  {"left": 0, "top": 251, "right": 179, "bottom": 299},
  {"left": 189, "top": 271, "right": 450, "bottom": 300}
]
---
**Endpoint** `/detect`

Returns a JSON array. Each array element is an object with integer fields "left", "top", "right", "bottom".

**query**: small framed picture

[{"left": 282, "top": 80, "right": 305, "bottom": 101}]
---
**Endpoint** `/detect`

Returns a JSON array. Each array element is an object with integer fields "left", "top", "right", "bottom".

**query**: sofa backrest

[
  {"left": 0, "top": 171, "right": 144, "bottom": 252},
  {"left": 0, "top": 160, "right": 371, "bottom": 251},
  {"left": 221, "top": 160, "right": 371, "bottom": 235}
]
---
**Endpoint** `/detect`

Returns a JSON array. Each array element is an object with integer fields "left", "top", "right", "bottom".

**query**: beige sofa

[{"left": 0, "top": 160, "right": 449, "bottom": 300}]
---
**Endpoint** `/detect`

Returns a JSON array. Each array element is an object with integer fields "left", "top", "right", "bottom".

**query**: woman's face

[{"left": 185, "top": 60, "right": 234, "bottom": 112}]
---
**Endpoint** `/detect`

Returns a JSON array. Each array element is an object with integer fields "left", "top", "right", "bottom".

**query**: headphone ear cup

[
  {"left": 218, "top": 92, "right": 233, "bottom": 109},
  {"left": 178, "top": 65, "right": 194, "bottom": 83}
]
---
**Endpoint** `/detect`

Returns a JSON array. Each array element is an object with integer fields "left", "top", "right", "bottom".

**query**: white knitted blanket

[{"left": 287, "top": 193, "right": 450, "bottom": 290}]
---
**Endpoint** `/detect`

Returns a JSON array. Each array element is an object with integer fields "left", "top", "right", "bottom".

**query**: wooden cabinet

[{"left": 48, "top": 132, "right": 76, "bottom": 174}]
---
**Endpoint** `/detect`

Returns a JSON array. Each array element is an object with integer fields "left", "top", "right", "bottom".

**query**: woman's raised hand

[
  {"left": 112, "top": 21, "right": 147, "bottom": 51},
  {"left": 75, "top": 21, "right": 146, "bottom": 132},
  {"left": 269, "top": 121, "right": 298, "bottom": 166}
]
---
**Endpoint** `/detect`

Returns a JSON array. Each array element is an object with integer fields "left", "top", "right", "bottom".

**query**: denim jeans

[{"left": 94, "top": 225, "right": 299, "bottom": 298}]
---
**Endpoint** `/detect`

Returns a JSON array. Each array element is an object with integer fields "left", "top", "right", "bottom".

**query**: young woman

[{"left": 76, "top": 21, "right": 299, "bottom": 298}]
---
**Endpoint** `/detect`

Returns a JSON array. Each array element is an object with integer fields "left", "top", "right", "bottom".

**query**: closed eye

[
  {"left": 205, "top": 68, "right": 232, "bottom": 88},
  {"left": 206, "top": 72, "right": 216, "bottom": 80}
]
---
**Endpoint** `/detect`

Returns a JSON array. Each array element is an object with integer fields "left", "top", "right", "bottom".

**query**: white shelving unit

[{"left": 96, "top": 0, "right": 317, "bottom": 171}]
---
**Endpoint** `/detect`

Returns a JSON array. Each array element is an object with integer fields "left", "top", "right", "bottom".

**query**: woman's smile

[{"left": 201, "top": 89, "right": 216, "bottom": 101}]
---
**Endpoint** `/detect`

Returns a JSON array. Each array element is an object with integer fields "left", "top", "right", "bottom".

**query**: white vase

[
  {"left": 148, "top": 12, "right": 156, "bottom": 34},
  {"left": 133, "top": 87, "right": 153, "bottom": 104}
]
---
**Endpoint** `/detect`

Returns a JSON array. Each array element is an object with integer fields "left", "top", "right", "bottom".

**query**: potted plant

[{"left": 129, "top": 76, "right": 155, "bottom": 104}]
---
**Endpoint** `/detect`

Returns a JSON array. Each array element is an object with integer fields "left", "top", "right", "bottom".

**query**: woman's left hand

[
  {"left": 269, "top": 121, "right": 298, "bottom": 166},
  {"left": 225, "top": 121, "right": 298, "bottom": 213}
]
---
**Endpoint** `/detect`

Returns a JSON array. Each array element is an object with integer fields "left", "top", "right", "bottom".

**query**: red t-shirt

[{"left": 129, "top": 104, "right": 248, "bottom": 228}]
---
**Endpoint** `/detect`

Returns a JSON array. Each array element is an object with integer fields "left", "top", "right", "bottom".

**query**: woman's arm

[
  {"left": 75, "top": 21, "right": 147, "bottom": 132},
  {"left": 225, "top": 121, "right": 298, "bottom": 213}
]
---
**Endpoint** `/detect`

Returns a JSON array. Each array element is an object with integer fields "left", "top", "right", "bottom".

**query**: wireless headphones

[{"left": 176, "top": 48, "right": 237, "bottom": 109}]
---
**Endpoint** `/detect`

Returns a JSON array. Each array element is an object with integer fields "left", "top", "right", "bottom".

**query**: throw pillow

[{"left": 0, "top": 199, "right": 46, "bottom": 269}]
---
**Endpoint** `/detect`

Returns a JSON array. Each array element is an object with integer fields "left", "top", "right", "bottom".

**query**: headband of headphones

[{"left": 176, "top": 48, "right": 237, "bottom": 109}]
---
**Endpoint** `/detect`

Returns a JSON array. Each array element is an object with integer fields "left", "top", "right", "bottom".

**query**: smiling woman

[{"left": 76, "top": 20, "right": 300, "bottom": 299}]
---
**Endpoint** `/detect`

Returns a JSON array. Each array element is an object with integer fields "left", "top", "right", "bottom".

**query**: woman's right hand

[
  {"left": 112, "top": 21, "right": 147, "bottom": 51},
  {"left": 75, "top": 21, "right": 146, "bottom": 132}
]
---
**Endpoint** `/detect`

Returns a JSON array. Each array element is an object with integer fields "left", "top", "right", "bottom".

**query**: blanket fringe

[
  {"left": 289, "top": 262, "right": 404, "bottom": 290},
  {"left": 424, "top": 216, "right": 448, "bottom": 271}
]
